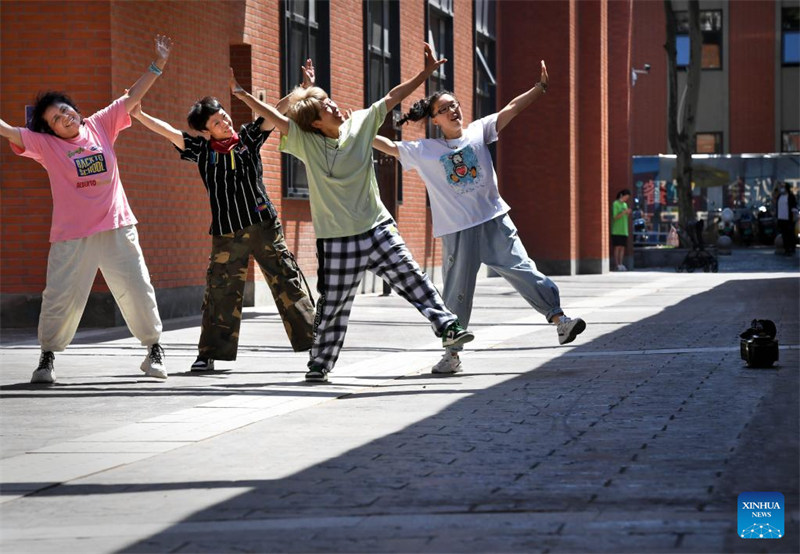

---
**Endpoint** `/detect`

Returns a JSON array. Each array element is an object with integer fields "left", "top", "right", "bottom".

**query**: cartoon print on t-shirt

[{"left": 439, "top": 145, "right": 482, "bottom": 193}]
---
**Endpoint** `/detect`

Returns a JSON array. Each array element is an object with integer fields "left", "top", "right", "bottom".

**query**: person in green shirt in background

[{"left": 612, "top": 189, "right": 632, "bottom": 271}]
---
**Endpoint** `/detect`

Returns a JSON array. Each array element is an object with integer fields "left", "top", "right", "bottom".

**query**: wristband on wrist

[
  {"left": 537, "top": 81, "right": 548, "bottom": 93},
  {"left": 148, "top": 61, "right": 163, "bottom": 76}
]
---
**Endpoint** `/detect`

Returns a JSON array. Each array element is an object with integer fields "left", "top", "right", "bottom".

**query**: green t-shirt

[
  {"left": 612, "top": 199, "right": 629, "bottom": 236},
  {"left": 280, "top": 99, "right": 392, "bottom": 239}
]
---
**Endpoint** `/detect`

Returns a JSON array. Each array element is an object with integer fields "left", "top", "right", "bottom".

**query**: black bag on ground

[{"left": 739, "top": 319, "right": 779, "bottom": 368}]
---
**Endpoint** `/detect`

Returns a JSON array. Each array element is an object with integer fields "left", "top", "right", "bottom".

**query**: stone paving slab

[{"left": 0, "top": 251, "right": 798, "bottom": 553}]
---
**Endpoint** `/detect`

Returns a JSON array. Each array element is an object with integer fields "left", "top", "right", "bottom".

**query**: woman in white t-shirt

[
  {"left": 374, "top": 60, "right": 586, "bottom": 375},
  {"left": 0, "top": 36, "right": 172, "bottom": 384}
]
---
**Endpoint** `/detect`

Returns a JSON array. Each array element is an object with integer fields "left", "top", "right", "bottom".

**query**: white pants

[{"left": 38, "top": 225, "right": 162, "bottom": 352}]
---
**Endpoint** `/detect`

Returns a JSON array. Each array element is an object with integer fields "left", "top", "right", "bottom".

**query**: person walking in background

[
  {"left": 373, "top": 59, "right": 586, "bottom": 375},
  {"left": 775, "top": 181, "right": 798, "bottom": 256},
  {"left": 232, "top": 43, "right": 475, "bottom": 383},
  {"left": 0, "top": 35, "right": 173, "bottom": 384},
  {"left": 612, "top": 189, "right": 632, "bottom": 271},
  {"left": 130, "top": 61, "right": 317, "bottom": 371}
]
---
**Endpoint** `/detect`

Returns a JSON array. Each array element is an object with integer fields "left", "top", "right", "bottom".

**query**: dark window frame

[
  {"left": 694, "top": 131, "right": 724, "bottom": 154},
  {"left": 425, "top": 0, "right": 454, "bottom": 139},
  {"left": 782, "top": 7, "right": 800, "bottom": 66},
  {"left": 364, "top": 0, "right": 403, "bottom": 204},
  {"left": 473, "top": 0, "right": 496, "bottom": 121},
  {"left": 782, "top": 131, "right": 800, "bottom": 153},
  {"left": 281, "top": 0, "right": 330, "bottom": 199},
  {"left": 674, "top": 9, "right": 723, "bottom": 71}
]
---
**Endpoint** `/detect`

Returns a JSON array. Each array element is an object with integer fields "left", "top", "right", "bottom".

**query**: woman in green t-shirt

[{"left": 230, "top": 44, "right": 475, "bottom": 383}]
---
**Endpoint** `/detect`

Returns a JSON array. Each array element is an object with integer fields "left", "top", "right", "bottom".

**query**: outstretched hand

[
  {"left": 539, "top": 60, "right": 549, "bottom": 87},
  {"left": 155, "top": 35, "right": 172, "bottom": 62},
  {"left": 229, "top": 67, "right": 245, "bottom": 95},
  {"left": 423, "top": 42, "right": 447, "bottom": 75},
  {"left": 301, "top": 58, "right": 315, "bottom": 88}
]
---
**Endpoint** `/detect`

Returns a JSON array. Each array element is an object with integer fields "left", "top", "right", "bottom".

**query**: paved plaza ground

[{"left": 0, "top": 246, "right": 797, "bottom": 553}]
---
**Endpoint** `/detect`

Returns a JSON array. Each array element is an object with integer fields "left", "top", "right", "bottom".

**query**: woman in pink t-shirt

[{"left": 0, "top": 35, "right": 172, "bottom": 385}]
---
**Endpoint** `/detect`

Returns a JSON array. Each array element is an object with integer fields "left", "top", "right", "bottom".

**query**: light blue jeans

[{"left": 440, "top": 214, "right": 563, "bottom": 352}]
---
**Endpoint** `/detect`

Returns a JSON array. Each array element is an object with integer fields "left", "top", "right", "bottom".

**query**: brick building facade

[{"left": 1, "top": 0, "right": 790, "bottom": 328}]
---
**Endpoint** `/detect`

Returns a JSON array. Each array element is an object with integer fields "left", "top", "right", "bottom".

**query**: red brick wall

[
  {"left": 1, "top": 1, "right": 113, "bottom": 293},
  {"left": 577, "top": 0, "right": 610, "bottom": 269},
  {"left": 1, "top": 0, "right": 640, "bottom": 325},
  {"left": 729, "top": 1, "right": 775, "bottom": 153},
  {"left": 497, "top": 0, "right": 575, "bottom": 267},
  {"left": 631, "top": 0, "right": 668, "bottom": 156},
  {"left": 109, "top": 1, "right": 233, "bottom": 292}
]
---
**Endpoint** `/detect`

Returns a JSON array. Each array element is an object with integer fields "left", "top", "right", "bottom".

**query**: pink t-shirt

[{"left": 11, "top": 99, "right": 137, "bottom": 242}]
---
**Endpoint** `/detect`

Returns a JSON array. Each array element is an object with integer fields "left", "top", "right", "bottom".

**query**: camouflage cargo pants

[{"left": 199, "top": 219, "right": 315, "bottom": 360}]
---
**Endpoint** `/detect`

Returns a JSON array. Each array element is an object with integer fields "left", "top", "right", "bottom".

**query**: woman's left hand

[{"left": 155, "top": 35, "right": 173, "bottom": 62}]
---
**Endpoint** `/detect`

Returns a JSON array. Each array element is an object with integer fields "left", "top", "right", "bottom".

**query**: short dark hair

[
  {"left": 617, "top": 189, "right": 631, "bottom": 199},
  {"left": 29, "top": 91, "right": 80, "bottom": 135},
  {"left": 398, "top": 90, "right": 455, "bottom": 125},
  {"left": 187, "top": 96, "right": 224, "bottom": 132}
]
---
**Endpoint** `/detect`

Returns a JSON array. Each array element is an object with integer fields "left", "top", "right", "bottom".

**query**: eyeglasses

[{"left": 435, "top": 100, "right": 460, "bottom": 116}]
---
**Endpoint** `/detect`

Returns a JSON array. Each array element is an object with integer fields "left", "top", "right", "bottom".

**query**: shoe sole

[
  {"left": 432, "top": 367, "right": 463, "bottom": 375},
  {"left": 443, "top": 331, "right": 475, "bottom": 349},
  {"left": 140, "top": 365, "right": 168, "bottom": 379},
  {"left": 559, "top": 319, "right": 587, "bottom": 345},
  {"left": 305, "top": 375, "right": 328, "bottom": 383}
]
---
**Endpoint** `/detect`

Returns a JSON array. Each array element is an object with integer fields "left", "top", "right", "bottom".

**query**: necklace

[{"left": 317, "top": 134, "right": 340, "bottom": 177}]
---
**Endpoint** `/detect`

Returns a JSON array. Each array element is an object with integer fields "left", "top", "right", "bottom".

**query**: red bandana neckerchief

[{"left": 210, "top": 132, "right": 240, "bottom": 154}]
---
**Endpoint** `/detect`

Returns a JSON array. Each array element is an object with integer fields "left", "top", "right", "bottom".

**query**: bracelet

[
  {"left": 537, "top": 81, "right": 548, "bottom": 93},
  {"left": 148, "top": 61, "right": 163, "bottom": 76}
]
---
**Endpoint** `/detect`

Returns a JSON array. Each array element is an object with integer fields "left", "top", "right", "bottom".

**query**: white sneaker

[
  {"left": 140, "top": 344, "right": 167, "bottom": 379},
  {"left": 31, "top": 351, "right": 56, "bottom": 384},
  {"left": 556, "top": 316, "right": 586, "bottom": 345},
  {"left": 617, "top": 264, "right": 627, "bottom": 271},
  {"left": 432, "top": 351, "right": 462, "bottom": 374}
]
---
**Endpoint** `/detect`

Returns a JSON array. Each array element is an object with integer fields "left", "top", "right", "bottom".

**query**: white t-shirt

[{"left": 395, "top": 113, "right": 510, "bottom": 237}]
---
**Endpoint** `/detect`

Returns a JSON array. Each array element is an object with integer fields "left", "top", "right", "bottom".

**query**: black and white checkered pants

[{"left": 310, "top": 220, "right": 457, "bottom": 372}]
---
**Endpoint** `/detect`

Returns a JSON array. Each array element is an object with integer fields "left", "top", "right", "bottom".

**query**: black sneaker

[
  {"left": 305, "top": 365, "right": 329, "bottom": 383},
  {"left": 442, "top": 321, "right": 475, "bottom": 348},
  {"left": 190, "top": 356, "right": 215, "bottom": 372},
  {"left": 31, "top": 351, "right": 55, "bottom": 384}
]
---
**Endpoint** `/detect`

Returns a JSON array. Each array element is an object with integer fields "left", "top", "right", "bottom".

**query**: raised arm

[
  {"left": 273, "top": 58, "right": 315, "bottom": 121},
  {"left": 372, "top": 135, "right": 399, "bottom": 159},
  {"left": 122, "top": 35, "right": 173, "bottom": 113},
  {"left": 0, "top": 117, "right": 24, "bottom": 149},
  {"left": 383, "top": 43, "right": 446, "bottom": 112},
  {"left": 495, "top": 60, "right": 549, "bottom": 134},
  {"left": 229, "top": 68, "right": 289, "bottom": 135},
  {"left": 130, "top": 102, "right": 185, "bottom": 150}
]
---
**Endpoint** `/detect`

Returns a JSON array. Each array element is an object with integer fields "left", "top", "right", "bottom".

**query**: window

[
  {"left": 675, "top": 10, "right": 722, "bottom": 69},
  {"left": 426, "top": 1, "right": 454, "bottom": 98},
  {"left": 282, "top": 0, "right": 330, "bottom": 198},
  {"left": 783, "top": 7, "right": 800, "bottom": 65},
  {"left": 474, "top": 0, "right": 496, "bottom": 120},
  {"left": 782, "top": 131, "right": 800, "bottom": 153},
  {"left": 694, "top": 132, "right": 723, "bottom": 154},
  {"left": 365, "top": 0, "right": 399, "bottom": 106},
  {"left": 365, "top": 0, "right": 403, "bottom": 205}
]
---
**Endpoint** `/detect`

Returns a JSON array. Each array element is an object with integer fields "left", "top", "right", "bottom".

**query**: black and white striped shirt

[{"left": 178, "top": 118, "right": 278, "bottom": 236}]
